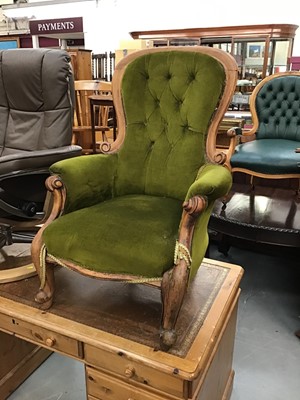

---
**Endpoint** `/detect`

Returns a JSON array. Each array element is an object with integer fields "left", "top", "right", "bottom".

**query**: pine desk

[{"left": 0, "top": 258, "right": 243, "bottom": 400}]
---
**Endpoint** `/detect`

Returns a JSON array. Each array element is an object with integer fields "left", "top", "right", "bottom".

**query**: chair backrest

[
  {"left": 250, "top": 71, "right": 300, "bottom": 141},
  {"left": 111, "top": 47, "right": 238, "bottom": 201},
  {"left": 0, "top": 48, "right": 74, "bottom": 156},
  {"left": 73, "top": 80, "right": 112, "bottom": 128}
]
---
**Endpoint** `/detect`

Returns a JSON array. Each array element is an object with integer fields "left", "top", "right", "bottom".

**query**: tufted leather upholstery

[
  {"left": 230, "top": 72, "right": 300, "bottom": 178},
  {"left": 255, "top": 75, "right": 300, "bottom": 141}
]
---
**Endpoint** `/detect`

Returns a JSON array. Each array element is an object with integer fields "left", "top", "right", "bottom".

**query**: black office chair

[{"left": 0, "top": 48, "right": 81, "bottom": 280}]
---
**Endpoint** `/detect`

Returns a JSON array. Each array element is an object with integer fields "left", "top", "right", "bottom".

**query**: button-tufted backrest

[
  {"left": 255, "top": 74, "right": 300, "bottom": 141},
  {"left": 114, "top": 50, "right": 227, "bottom": 201},
  {"left": 0, "top": 49, "right": 74, "bottom": 157}
]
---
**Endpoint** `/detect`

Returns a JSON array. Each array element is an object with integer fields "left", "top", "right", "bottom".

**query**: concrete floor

[{"left": 6, "top": 242, "right": 300, "bottom": 400}]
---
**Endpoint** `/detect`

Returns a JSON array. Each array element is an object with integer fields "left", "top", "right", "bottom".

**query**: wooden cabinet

[
  {"left": 67, "top": 49, "right": 92, "bottom": 80},
  {"left": 130, "top": 24, "right": 298, "bottom": 81},
  {"left": 86, "top": 367, "right": 169, "bottom": 400},
  {"left": 85, "top": 295, "right": 240, "bottom": 400}
]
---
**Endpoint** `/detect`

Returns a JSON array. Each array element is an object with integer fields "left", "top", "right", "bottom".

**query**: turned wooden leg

[{"left": 160, "top": 262, "right": 189, "bottom": 351}]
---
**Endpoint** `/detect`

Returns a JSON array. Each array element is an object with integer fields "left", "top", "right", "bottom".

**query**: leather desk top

[{"left": 0, "top": 255, "right": 242, "bottom": 359}]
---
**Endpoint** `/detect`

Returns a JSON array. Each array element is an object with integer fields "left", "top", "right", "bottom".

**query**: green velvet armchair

[
  {"left": 226, "top": 71, "right": 300, "bottom": 193},
  {"left": 31, "top": 47, "right": 238, "bottom": 350}
]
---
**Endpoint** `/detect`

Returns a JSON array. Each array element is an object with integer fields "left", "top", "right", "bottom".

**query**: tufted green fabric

[
  {"left": 45, "top": 161, "right": 232, "bottom": 278},
  {"left": 49, "top": 154, "right": 118, "bottom": 214},
  {"left": 115, "top": 51, "right": 226, "bottom": 200},
  {"left": 43, "top": 195, "right": 183, "bottom": 277},
  {"left": 186, "top": 163, "right": 232, "bottom": 279},
  {"left": 43, "top": 50, "right": 232, "bottom": 278},
  {"left": 255, "top": 75, "right": 300, "bottom": 141}
]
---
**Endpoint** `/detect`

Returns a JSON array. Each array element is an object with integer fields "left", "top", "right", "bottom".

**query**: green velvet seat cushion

[
  {"left": 43, "top": 194, "right": 183, "bottom": 278},
  {"left": 230, "top": 139, "right": 300, "bottom": 174}
]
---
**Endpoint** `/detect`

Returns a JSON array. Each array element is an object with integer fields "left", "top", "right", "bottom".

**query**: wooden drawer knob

[
  {"left": 124, "top": 365, "right": 135, "bottom": 378},
  {"left": 45, "top": 337, "right": 56, "bottom": 347}
]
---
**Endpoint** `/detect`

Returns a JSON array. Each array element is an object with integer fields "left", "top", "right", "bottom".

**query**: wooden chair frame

[{"left": 72, "top": 80, "right": 113, "bottom": 154}]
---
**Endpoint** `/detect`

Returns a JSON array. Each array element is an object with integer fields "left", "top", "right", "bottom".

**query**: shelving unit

[{"left": 131, "top": 24, "right": 298, "bottom": 81}]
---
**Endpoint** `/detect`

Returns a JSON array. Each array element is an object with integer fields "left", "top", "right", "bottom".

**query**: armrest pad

[
  {"left": 50, "top": 154, "right": 118, "bottom": 212},
  {"left": 185, "top": 164, "right": 232, "bottom": 202}
]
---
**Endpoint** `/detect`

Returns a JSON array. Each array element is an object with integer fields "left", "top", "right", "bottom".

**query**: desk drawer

[
  {"left": 84, "top": 344, "right": 184, "bottom": 398},
  {"left": 0, "top": 313, "right": 82, "bottom": 358},
  {"left": 86, "top": 366, "right": 173, "bottom": 400}
]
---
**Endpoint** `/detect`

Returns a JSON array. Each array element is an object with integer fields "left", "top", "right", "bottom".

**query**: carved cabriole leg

[
  {"left": 160, "top": 195, "right": 207, "bottom": 350},
  {"left": 31, "top": 175, "right": 66, "bottom": 310},
  {"left": 160, "top": 260, "right": 189, "bottom": 350}
]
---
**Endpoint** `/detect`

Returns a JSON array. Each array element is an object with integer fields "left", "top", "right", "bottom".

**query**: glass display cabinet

[
  {"left": 130, "top": 24, "right": 298, "bottom": 82},
  {"left": 130, "top": 24, "right": 298, "bottom": 131}
]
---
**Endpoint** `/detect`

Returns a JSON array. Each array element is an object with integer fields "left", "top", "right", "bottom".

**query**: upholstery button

[{"left": 188, "top": 72, "right": 196, "bottom": 82}]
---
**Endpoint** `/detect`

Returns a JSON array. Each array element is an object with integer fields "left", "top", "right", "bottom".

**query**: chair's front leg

[
  {"left": 34, "top": 260, "right": 55, "bottom": 310},
  {"left": 160, "top": 195, "right": 207, "bottom": 350},
  {"left": 31, "top": 175, "right": 66, "bottom": 310},
  {"left": 160, "top": 260, "right": 189, "bottom": 350},
  {"left": 31, "top": 221, "right": 55, "bottom": 309}
]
